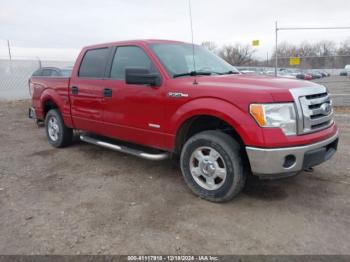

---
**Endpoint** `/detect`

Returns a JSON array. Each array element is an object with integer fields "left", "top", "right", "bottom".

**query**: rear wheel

[
  {"left": 180, "top": 130, "right": 246, "bottom": 202},
  {"left": 45, "top": 109, "right": 73, "bottom": 148}
]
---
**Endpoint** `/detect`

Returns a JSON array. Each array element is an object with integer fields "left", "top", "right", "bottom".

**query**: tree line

[{"left": 202, "top": 39, "right": 350, "bottom": 69}]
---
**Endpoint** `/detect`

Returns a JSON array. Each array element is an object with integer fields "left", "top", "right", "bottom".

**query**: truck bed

[{"left": 30, "top": 76, "right": 71, "bottom": 123}]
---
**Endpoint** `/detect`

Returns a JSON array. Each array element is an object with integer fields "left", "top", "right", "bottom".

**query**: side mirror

[{"left": 125, "top": 68, "right": 161, "bottom": 87}]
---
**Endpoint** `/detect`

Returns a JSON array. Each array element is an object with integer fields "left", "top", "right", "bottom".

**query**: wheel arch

[
  {"left": 171, "top": 98, "right": 253, "bottom": 154},
  {"left": 40, "top": 88, "right": 73, "bottom": 128},
  {"left": 40, "top": 89, "right": 62, "bottom": 117}
]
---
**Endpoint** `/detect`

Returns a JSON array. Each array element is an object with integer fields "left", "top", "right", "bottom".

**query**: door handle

[
  {"left": 71, "top": 86, "right": 79, "bottom": 95},
  {"left": 103, "top": 88, "right": 112, "bottom": 97}
]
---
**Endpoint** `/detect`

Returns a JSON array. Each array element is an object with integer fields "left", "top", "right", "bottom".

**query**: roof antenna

[{"left": 188, "top": 0, "right": 198, "bottom": 85}]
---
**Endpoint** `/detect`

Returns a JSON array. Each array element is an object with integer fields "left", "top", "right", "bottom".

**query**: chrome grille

[{"left": 290, "top": 86, "right": 334, "bottom": 135}]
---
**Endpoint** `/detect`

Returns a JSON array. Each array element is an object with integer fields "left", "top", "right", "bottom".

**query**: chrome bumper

[{"left": 246, "top": 132, "right": 339, "bottom": 177}]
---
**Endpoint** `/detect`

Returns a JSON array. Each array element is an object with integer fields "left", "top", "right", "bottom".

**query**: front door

[{"left": 102, "top": 45, "right": 166, "bottom": 149}]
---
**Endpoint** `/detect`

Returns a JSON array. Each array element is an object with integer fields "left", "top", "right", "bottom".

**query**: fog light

[{"left": 283, "top": 154, "right": 296, "bottom": 168}]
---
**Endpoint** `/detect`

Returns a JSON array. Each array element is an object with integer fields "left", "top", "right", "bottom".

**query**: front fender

[{"left": 168, "top": 97, "right": 264, "bottom": 147}]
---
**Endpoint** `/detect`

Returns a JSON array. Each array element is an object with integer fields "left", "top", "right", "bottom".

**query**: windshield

[{"left": 149, "top": 43, "right": 239, "bottom": 77}]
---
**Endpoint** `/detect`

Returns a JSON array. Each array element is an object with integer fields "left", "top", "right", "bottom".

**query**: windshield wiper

[
  {"left": 220, "top": 70, "right": 240, "bottom": 75},
  {"left": 173, "top": 70, "right": 239, "bottom": 78},
  {"left": 200, "top": 70, "right": 240, "bottom": 75},
  {"left": 173, "top": 71, "right": 212, "bottom": 78}
]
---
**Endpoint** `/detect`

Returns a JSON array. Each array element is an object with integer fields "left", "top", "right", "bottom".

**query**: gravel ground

[{"left": 0, "top": 100, "right": 349, "bottom": 255}]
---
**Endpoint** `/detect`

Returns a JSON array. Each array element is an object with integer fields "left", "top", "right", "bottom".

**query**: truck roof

[{"left": 84, "top": 39, "right": 186, "bottom": 49}]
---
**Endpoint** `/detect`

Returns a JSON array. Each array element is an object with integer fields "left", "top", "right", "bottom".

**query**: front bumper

[{"left": 246, "top": 131, "right": 339, "bottom": 177}]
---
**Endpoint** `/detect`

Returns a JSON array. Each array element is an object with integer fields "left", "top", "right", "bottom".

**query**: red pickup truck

[{"left": 29, "top": 39, "right": 338, "bottom": 202}]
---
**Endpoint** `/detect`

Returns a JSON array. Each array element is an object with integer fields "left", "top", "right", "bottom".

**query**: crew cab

[{"left": 29, "top": 40, "right": 338, "bottom": 202}]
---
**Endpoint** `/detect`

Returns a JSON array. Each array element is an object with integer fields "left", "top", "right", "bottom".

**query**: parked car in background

[
  {"left": 340, "top": 65, "right": 350, "bottom": 76},
  {"left": 279, "top": 68, "right": 312, "bottom": 81},
  {"left": 237, "top": 67, "right": 264, "bottom": 75},
  {"left": 296, "top": 73, "right": 313, "bottom": 80},
  {"left": 316, "top": 71, "right": 326, "bottom": 77},
  {"left": 308, "top": 72, "right": 323, "bottom": 79},
  {"left": 277, "top": 72, "right": 295, "bottom": 79},
  {"left": 263, "top": 70, "right": 275, "bottom": 75},
  {"left": 239, "top": 69, "right": 256, "bottom": 74},
  {"left": 279, "top": 68, "right": 298, "bottom": 78},
  {"left": 321, "top": 71, "right": 331, "bottom": 77},
  {"left": 29, "top": 67, "right": 72, "bottom": 96},
  {"left": 316, "top": 71, "right": 330, "bottom": 77},
  {"left": 32, "top": 67, "right": 72, "bottom": 77}
]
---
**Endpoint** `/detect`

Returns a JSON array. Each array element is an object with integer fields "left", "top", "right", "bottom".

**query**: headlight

[{"left": 250, "top": 103, "right": 297, "bottom": 136}]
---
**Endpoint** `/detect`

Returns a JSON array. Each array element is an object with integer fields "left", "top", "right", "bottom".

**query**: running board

[{"left": 80, "top": 135, "right": 170, "bottom": 161}]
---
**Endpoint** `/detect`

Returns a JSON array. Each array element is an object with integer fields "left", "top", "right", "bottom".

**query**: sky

[{"left": 0, "top": 0, "right": 349, "bottom": 61}]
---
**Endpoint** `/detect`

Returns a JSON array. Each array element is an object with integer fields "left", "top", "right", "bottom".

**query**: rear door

[{"left": 69, "top": 47, "right": 110, "bottom": 133}]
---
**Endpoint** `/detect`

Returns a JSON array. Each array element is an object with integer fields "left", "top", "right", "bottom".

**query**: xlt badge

[{"left": 168, "top": 92, "right": 189, "bottom": 98}]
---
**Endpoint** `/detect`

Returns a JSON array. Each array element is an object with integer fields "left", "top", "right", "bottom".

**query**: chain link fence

[
  {"left": 0, "top": 57, "right": 349, "bottom": 105},
  {"left": 276, "top": 55, "right": 350, "bottom": 70},
  {"left": 276, "top": 55, "right": 350, "bottom": 106},
  {"left": 0, "top": 59, "right": 74, "bottom": 100}
]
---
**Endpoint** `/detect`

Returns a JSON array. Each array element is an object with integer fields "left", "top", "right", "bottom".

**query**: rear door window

[{"left": 78, "top": 48, "right": 109, "bottom": 78}]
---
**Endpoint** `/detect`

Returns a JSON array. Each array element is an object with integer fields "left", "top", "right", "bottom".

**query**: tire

[
  {"left": 45, "top": 109, "right": 73, "bottom": 148},
  {"left": 180, "top": 130, "right": 246, "bottom": 202}
]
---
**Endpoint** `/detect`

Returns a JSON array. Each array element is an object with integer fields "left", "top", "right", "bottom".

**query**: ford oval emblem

[{"left": 320, "top": 103, "right": 331, "bottom": 115}]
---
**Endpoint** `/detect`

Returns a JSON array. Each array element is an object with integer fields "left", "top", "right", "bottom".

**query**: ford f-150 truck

[{"left": 29, "top": 39, "right": 338, "bottom": 202}]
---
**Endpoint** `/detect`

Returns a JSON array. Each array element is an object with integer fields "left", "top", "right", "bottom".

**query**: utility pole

[
  {"left": 275, "top": 21, "right": 278, "bottom": 76},
  {"left": 7, "top": 40, "right": 12, "bottom": 61},
  {"left": 266, "top": 52, "right": 269, "bottom": 67},
  {"left": 274, "top": 24, "right": 350, "bottom": 75},
  {"left": 36, "top": 57, "right": 42, "bottom": 68}
]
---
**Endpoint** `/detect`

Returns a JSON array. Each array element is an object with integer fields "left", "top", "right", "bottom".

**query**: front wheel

[
  {"left": 45, "top": 109, "right": 73, "bottom": 148},
  {"left": 180, "top": 130, "right": 246, "bottom": 202}
]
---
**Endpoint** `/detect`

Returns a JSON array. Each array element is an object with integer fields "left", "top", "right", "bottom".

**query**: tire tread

[
  {"left": 45, "top": 109, "right": 73, "bottom": 148},
  {"left": 180, "top": 130, "right": 246, "bottom": 202}
]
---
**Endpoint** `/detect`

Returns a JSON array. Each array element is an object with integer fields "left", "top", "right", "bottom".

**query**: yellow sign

[
  {"left": 290, "top": 57, "right": 300, "bottom": 66},
  {"left": 252, "top": 40, "right": 260, "bottom": 46}
]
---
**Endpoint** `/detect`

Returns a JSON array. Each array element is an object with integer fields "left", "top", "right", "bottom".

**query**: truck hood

[{"left": 196, "top": 74, "right": 322, "bottom": 102}]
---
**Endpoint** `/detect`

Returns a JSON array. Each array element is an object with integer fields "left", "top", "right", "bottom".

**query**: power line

[
  {"left": 274, "top": 22, "right": 350, "bottom": 76},
  {"left": 278, "top": 54, "right": 350, "bottom": 59},
  {"left": 278, "top": 26, "right": 350, "bottom": 31}
]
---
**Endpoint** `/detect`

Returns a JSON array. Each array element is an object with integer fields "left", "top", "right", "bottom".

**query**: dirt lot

[{"left": 0, "top": 100, "right": 349, "bottom": 255}]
